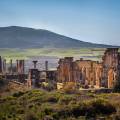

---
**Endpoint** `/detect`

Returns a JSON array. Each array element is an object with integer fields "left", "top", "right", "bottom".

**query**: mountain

[{"left": 0, "top": 26, "right": 118, "bottom": 48}]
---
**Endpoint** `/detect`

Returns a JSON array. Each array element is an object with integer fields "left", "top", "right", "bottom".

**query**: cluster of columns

[{"left": 0, "top": 56, "right": 25, "bottom": 74}]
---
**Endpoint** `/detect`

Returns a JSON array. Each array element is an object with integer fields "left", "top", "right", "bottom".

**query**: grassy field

[
  {"left": 0, "top": 48, "right": 106, "bottom": 62},
  {"left": 0, "top": 89, "right": 120, "bottom": 120}
]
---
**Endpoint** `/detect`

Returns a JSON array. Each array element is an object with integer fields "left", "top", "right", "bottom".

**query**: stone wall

[
  {"left": 57, "top": 48, "right": 120, "bottom": 89},
  {"left": 57, "top": 57, "right": 103, "bottom": 88},
  {"left": 74, "top": 60, "right": 102, "bottom": 88}
]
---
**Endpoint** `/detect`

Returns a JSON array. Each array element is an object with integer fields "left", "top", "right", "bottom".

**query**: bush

[
  {"left": 46, "top": 96, "right": 58, "bottom": 103},
  {"left": 91, "top": 98, "right": 116, "bottom": 115},
  {"left": 59, "top": 95, "right": 75, "bottom": 105},
  {"left": 68, "top": 98, "right": 116, "bottom": 118},
  {"left": 17, "top": 108, "right": 24, "bottom": 114},
  {"left": 52, "top": 107, "right": 71, "bottom": 119},
  {"left": 13, "top": 91, "right": 24, "bottom": 97},
  {"left": 24, "top": 112, "right": 38, "bottom": 120},
  {"left": 70, "top": 104, "right": 87, "bottom": 117}
]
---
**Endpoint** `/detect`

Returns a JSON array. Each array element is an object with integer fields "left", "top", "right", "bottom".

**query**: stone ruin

[
  {"left": 57, "top": 48, "right": 120, "bottom": 88},
  {"left": 0, "top": 48, "right": 120, "bottom": 89}
]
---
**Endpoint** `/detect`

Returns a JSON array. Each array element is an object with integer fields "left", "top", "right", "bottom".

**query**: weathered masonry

[{"left": 57, "top": 48, "right": 120, "bottom": 88}]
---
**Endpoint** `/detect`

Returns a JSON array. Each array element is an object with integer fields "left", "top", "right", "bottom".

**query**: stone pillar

[
  {"left": 3, "top": 59, "right": 6, "bottom": 74},
  {"left": 10, "top": 59, "right": 13, "bottom": 74},
  {"left": 22, "top": 60, "right": 25, "bottom": 74},
  {"left": 33, "top": 60, "right": 38, "bottom": 69},
  {"left": 95, "top": 67, "right": 101, "bottom": 88},
  {"left": 45, "top": 61, "right": 48, "bottom": 71},
  {"left": 27, "top": 71, "right": 32, "bottom": 88},
  {"left": 108, "top": 68, "right": 114, "bottom": 88},
  {"left": 18, "top": 60, "right": 20, "bottom": 73},
  {"left": 18, "top": 60, "right": 25, "bottom": 74},
  {"left": 16, "top": 60, "right": 18, "bottom": 73},
  {"left": 0, "top": 56, "right": 2, "bottom": 73}
]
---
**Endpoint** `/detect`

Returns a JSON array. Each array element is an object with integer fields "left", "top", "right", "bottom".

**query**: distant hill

[{"left": 0, "top": 26, "right": 118, "bottom": 48}]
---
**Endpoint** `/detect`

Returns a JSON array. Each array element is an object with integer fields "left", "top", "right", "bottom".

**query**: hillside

[{"left": 0, "top": 26, "right": 117, "bottom": 48}]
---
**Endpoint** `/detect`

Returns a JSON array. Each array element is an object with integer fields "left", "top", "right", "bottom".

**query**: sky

[{"left": 0, "top": 0, "right": 120, "bottom": 45}]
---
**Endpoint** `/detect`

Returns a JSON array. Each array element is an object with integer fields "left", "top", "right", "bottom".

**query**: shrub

[
  {"left": 52, "top": 107, "right": 71, "bottom": 119},
  {"left": 44, "top": 107, "right": 53, "bottom": 115},
  {"left": 59, "top": 95, "right": 75, "bottom": 105},
  {"left": 91, "top": 98, "right": 116, "bottom": 115},
  {"left": 13, "top": 91, "right": 24, "bottom": 97},
  {"left": 17, "top": 108, "right": 24, "bottom": 114},
  {"left": 24, "top": 112, "right": 38, "bottom": 120},
  {"left": 46, "top": 96, "right": 58, "bottom": 103},
  {"left": 69, "top": 99, "right": 116, "bottom": 118},
  {"left": 71, "top": 104, "right": 86, "bottom": 117}
]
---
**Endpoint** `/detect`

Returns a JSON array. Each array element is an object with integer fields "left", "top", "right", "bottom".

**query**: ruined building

[
  {"left": 57, "top": 57, "right": 103, "bottom": 88},
  {"left": 0, "top": 58, "right": 27, "bottom": 82},
  {"left": 57, "top": 48, "right": 120, "bottom": 89},
  {"left": 0, "top": 48, "right": 120, "bottom": 89},
  {"left": 27, "top": 60, "right": 57, "bottom": 88}
]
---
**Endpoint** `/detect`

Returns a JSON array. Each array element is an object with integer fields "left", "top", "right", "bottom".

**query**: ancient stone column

[
  {"left": 10, "top": 59, "right": 13, "bottom": 74},
  {"left": 33, "top": 60, "right": 38, "bottom": 69},
  {"left": 27, "top": 71, "right": 32, "bottom": 88},
  {"left": 45, "top": 61, "right": 48, "bottom": 71},
  {"left": 3, "top": 59, "right": 6, "bottom": 74},
  {"left": 18, "top": 60, "right": 25, "bottom": 74},
  {"left": 22, "top": 60, "right": 25, "bottom": 74},
  {"left": 108, "top": 68, "right": 114, "bottom": 88},
  {"left": 0, "top": 56, "right": 2, "bottom": 73},
  {"left": 16, "top": 60, "right": 19, "bottom": 73}
]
